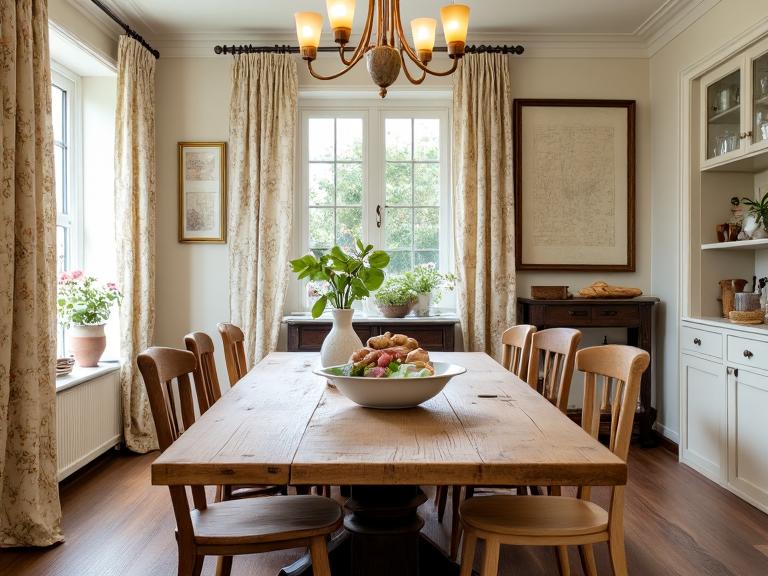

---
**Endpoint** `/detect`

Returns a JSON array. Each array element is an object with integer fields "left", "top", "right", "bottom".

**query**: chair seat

[
  {"left": 460, "top": 495, "right": 608, "bottom": 538},
  {"left": 192, "top": 495, "right": 342, "bottom": 546}
]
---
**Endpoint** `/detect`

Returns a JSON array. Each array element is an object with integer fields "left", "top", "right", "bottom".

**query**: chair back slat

[
  {"left": 218, "top": 322, "right": 248, "bottom": 386},
  {"left": 185, "top": 331, "right": 223, "bottom": 413},
  {"left": 500, "top": 325, "right": 536, "bottom": 379},
  {"left": 526, "top": 328, "right": 581, "bottom": 413}
]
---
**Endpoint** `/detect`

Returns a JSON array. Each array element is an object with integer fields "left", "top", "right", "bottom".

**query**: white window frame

[
  {"left": 292, "top": 97, "right": 453, "bottom": 314},
  {"left": 52, "top": 63, "right": 84, "bottom": 355}
]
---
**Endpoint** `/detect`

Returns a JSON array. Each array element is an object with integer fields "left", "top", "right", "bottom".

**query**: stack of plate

[{"left": 56, "top": 357, "right": 75, "bottom": 377}]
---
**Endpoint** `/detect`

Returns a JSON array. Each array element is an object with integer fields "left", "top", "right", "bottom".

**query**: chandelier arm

[
  {"left": 307, "top": 56, "right": 363, "bottom": 81},
  {"left": 376, "top": 0, "right": 384, "bottom": 46},
  {"left": 388, "top": 0, "right": 395, "bottom": 47},
  {"left": 422, "top": 56, "right": 460, "bottom": 77},
  {"left": 339, "top": 0, "right": 376, "bottom": 66},
  {"left": 399, "top": 48, "right": 427, "bottom": 85}
]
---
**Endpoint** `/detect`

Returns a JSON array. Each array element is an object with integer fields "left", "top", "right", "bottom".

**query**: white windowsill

[{"left": 55, "top": 361, "right": 121, "bottom": 393}]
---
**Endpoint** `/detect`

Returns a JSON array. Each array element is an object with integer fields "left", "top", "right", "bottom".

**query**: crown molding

[
  {"left": 635, "top": 0, "right": 721, "bottom": 56},
  {"left": 60, "top": 0, "right": 124, "bottom": 39}
]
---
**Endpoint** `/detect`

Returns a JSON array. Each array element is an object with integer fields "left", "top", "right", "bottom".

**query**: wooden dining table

[{"left": 152, "top": 352, "right": 626, "bottom": 576}]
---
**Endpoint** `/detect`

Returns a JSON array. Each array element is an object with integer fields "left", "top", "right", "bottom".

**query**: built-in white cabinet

[
  {"left": 700, "top": 36, "right": 768, "bottom": 169},
  {"left": 680, "top": 319, "right": 768, "bottom": 512}
]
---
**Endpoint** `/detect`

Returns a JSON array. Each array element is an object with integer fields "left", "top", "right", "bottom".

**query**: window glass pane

[
  {"left": 385, "top": 118, "right": 412, "bottom": 161},
  {"left": 385, "top": 162, "right": 412, "bottom": 205},
  {"left": 336, "top": 207, "right": 362, "bottom": 251},
  {"left": 54, "top": 144, "right": 65, "bottom": 213},
  {"left": 52, "top": 85, "right": 64, "bottom": 143},
  {"left": 336, "top": 118, "right": 363, "bottom": 161},
  {"left": 308, "top": 118, "right": 334, "bottom": 161},
  {"left": 414, "top": 207, "right": 439, "bottom": 249},
  {"left": 336, "top": 163, "right": 363, "bottom": 205},
  {"left": 388, "top": 251, "right": 412, "bottom": 275},
  {"left": 309, "top": 207, "right": 334, "bottom": 248},
  {"left": 413, "top": 163, "right": 439, "bottom": 206},
  {"left": 414, "top": 250, "right": 439, "bottom": 267},
  {"left": 414, "top": 119, "right": 439, "bottom": 161},
  {"left": 56, "top": 225, "right": 68, "bottom": 273},
  {"left": 385, "top": 207, "right": 412, "bottom": 249},
  {"left": 309, "top": 163, "right": 334, "bottom": 205}
]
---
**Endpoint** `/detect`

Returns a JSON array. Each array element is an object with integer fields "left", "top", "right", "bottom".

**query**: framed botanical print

[
  {"left": 514, "top": 99, "right": 636, "bottom": 271},
  {"left": 178, "top": 142, "right": 227, "bottom": 243}
]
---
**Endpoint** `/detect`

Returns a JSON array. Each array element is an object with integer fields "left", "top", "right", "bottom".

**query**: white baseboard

[{"left": 654, "top": 422, "right": 680, "bottom": 444}]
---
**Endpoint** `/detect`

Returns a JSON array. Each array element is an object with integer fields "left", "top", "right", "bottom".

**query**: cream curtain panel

[
  {"left": 228, "top": 54, "right": 298, "bottom": 367},
  {"left": 115, "top": 36, "right": 158, "bottom": 453},
  {"left": 453, "top": 53, "right": 516, "bottom": 360},
  {"left": 0, "top": 0, "right": 63, "bottom": 546}
]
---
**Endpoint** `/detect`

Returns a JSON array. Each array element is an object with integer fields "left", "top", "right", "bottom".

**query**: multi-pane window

[
  {"left": 300, "top": 105, "right": 451, "bottom": 308},
  {"left": 52, "top": 80, "right": 73, "bottom": 275}
]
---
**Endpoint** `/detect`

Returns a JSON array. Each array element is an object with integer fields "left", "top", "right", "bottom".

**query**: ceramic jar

[
  {"left": 320, "top": 309, "right": 363, "bottom": 367},
  {"left": 69, "top": 324, "right": 107, "bottom": 367},
  {"left": 412, "top": 293, "right": 432, "bottom": 317}
]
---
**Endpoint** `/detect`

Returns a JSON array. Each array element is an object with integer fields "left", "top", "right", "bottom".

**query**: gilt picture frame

[
  {"left": 514, "top": 99, "right": 636, "bottom": 271},
  {"left": 178, "top": 141, "right": 227, "bottom": 243}
]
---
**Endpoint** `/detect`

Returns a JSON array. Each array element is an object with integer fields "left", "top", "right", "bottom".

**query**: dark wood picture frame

[{"left": 514, "top": 99, "right": 636, "bottom": 271}]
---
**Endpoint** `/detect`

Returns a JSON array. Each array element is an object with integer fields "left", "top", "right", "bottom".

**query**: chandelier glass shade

[{"left": 294, "top": 0, "right": 470, "bottom": 97}]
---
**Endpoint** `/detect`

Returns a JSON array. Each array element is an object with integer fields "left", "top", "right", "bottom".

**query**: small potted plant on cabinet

[
  {"left": 374, "top": 276, "right": 417, "bottom": 318},
  {"left": 403, "top": 263, "right": 457, "bottom": 317},
  {"left": 741, "top": 189, "right": 768, "bottom": 239},
  {"left": 57, "top": 271, "right": 122, "bottom": 367}
]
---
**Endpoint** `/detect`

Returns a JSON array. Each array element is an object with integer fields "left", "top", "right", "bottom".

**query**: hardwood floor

[{"left": 1, "top": 446, "right": 767, "bottom": 575}]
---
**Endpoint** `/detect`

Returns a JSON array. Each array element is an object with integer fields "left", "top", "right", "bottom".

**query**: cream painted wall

[
  {"left": 48, "top": 0, "right": 118, "bottom": 64},
  {"left": 650, "top": 0, "right": 768, "bottom": 442}
]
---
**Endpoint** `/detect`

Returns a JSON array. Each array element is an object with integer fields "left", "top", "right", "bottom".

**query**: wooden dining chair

[
  {"left": 218, "top": 322, "right": 248, "bottom": 386},
  {"left": 137, "top": 346, "right": 342, "bottom": 576},
  {"left": 500, "top": 324, "right": 537, "bottom": 378},
  {"left": 458, "top": 345, "right": 650, "bottom": 576},
  {"left": 526, "top": 327, "right": 582, "bottom": 413},
  {"left": 185, "top": 331, "right": 286, "bottom": 501}
]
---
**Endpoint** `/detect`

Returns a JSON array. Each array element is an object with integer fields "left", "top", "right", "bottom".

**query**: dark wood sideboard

[
  {"left": 516, "top": 297, "right": 659, "bottom": 446},
  {"left": 284, "top": 315, "right": 459, "bottom": 352}
]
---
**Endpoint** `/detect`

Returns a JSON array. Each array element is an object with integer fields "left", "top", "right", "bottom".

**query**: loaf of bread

[{"left": 578, "top": 281, "right": 642, "bottom": 299}]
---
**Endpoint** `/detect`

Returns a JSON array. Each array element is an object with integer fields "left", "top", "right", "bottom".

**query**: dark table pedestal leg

[{"left": 279, "top": 486, "right": 461, "bottom": 576}]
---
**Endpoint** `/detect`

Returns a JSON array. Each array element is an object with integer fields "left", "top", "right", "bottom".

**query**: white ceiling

[{"left": 108, "top": 0, "right": 672, "bottom": 37}]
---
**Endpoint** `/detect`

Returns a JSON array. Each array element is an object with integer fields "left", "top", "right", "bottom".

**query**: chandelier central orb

[{"left": 294, "top": 0, "right": 470, "bottom": 97}]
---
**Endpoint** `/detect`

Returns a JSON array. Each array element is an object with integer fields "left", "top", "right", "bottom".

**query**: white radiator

[{"left": 56, "top": 368, "right": 122, "bottom": 480}]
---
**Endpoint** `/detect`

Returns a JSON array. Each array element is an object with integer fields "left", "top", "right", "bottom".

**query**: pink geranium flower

[
  {"left": 58, "top": 271, "right": 71, "bottom": 282},
  {"left": 70, "top": 270, "right": 84, "bottom": 280}
]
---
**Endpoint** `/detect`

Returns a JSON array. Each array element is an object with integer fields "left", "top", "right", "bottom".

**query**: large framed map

[
  {"left": 514, "top": 100, "right": 635, "bottom": 271},
  {"left": 178, "top": 142, "right": 227, "bottom": 243}
]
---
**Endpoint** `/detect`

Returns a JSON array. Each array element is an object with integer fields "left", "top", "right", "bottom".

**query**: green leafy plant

[
  {"left": 290, "top": 239, "right": 390, "bottom": 318},
  {"left": 374, "top": 276, "right": 417, "bottom": 307},
  {"left": 57, "top": 271, "right": 122, "bottom": 328},
  {"left": 403, "top": 263, "right": 457, "bottom": 304},
  {"left": 742, "top": 189, "right": 768, "bottom": 225}
]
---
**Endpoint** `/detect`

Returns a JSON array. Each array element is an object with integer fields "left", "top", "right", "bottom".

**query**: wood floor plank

[{"left": 1, "top": 447, "right": 767, "bottom": 575}]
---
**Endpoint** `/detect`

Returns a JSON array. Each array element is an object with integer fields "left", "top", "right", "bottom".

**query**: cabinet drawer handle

[
  {"left": 600, "top": 310, "right": 618, "bottom": 316},
  {"left": 568, "top": 310, "right": 588, "bottom": 317},
  {"left": 693, "top": 338, "right": 701, "bottom": 346},
  {"left": 743, "top": 349, "right": 754, "bottom": 359}
]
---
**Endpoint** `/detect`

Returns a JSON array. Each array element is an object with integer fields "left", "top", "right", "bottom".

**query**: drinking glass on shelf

[{"left": 761, "top": 75, "right": 768, "bottom": 96}]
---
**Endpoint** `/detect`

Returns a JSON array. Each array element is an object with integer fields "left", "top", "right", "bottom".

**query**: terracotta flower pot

[
  {"left": 377, "top": 302, "right": 414, "bottom": 318},
  {"left": 69, "top": 324, "right": 107, "bottom": 367}
]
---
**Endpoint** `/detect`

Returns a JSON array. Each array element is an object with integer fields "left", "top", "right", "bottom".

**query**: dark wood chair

[
  {"left": 459, "top": 345, "right": 650, "bottom": 576},
  {"left": 138, "top": 347, "right": 341, "bottom": 576},
  {"left": 217, "top": 322, "right": 248, "bottom": 386}
]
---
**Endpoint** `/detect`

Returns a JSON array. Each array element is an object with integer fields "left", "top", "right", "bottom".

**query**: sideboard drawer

[
  {"left": 543, "top": 305, "right": 593, "bottom": 326},
  {"left": 591, "top": 305, "right": 639, "bottom": 326},
  {"left": 681, "top": 325, "right": 722, "bottom": 359},
  {"left": 727, "top": 335, "right": 768, "bottom": 372},
  {"left": 375, "top": 325, "right": 454, "bottom": 352},
  {"left": 292, "top": 324, "right": 373, "bottom": 352}
]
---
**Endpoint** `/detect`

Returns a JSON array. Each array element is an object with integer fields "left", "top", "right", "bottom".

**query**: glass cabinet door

[
  {"left": 752, "top": 50, "right": 768, "bottom": 147},
  {"left": 705, "top": 69, "right": 742, "bottom": 160}
]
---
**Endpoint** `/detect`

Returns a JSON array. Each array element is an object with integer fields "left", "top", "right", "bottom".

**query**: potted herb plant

[
  {"left": 374, "top": 276, "right": 417, "bottom": 318},
  {"left": 290, "top": 240, "right": 390, "bottom": 367},
  {"left": 742, "top": 189, "right": 768, "bottom": 239},
  {"left": 403, "top": 263, "right": 457, "bottom": 317},
  {"left": 57, "top": 271, "right": 122, "bottom": 367}
]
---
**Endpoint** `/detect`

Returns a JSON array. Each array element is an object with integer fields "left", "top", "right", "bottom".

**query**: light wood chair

[
  {"left": 500, "top": 324, "right": 537, "bottom": 378},
  {"left": 458, "top": 345, "right": 650, "bottom": 576},
  {"left": 184, "top": 331, "right": 286, "bottom": 501},
  {"left": 526, "top": 327, "right": 582, "bottom": 413},
  {"left": 138, "top": 346, "right": 342, "bottom": 576},
  {"left": 218, "top": 322, "right": 248, "bottom": 386}
]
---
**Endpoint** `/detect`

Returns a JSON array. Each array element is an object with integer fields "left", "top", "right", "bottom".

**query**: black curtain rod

[
  {"left": 214, "top": 43, "right": 524, "bottom": 56},
  {"left": 89, "top": 0, "right": 160, "bottom": 59}
]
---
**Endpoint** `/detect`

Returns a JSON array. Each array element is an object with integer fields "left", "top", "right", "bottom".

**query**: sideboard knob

[
  {"left": 743, "top": 349, "right": 754, "bottom": 359},
  {"left": 693, "top": 338, "right": 702, "bottom": 346}
]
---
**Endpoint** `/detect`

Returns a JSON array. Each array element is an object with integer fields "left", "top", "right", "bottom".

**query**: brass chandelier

[{"left": 294, "top": 0, "right": 470, "bottom": 97}]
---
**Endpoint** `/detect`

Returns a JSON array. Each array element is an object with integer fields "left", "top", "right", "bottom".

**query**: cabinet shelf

[
  {"left": 702, "top": 238, "right": 768, "bottom": 250},
  {"left": 755, "top": 94, "right": 768, "bottom": 106},
  {"left": 709, "top": 104, "right": 741, "bottom": 124}
]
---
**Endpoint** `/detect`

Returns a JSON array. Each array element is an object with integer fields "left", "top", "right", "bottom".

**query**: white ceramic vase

[
  {"left": 320, "top": 308, "right": 363, "bottom": 367},
  {"left": 413, "top": 293, "right": 431, "bottom": 317}
]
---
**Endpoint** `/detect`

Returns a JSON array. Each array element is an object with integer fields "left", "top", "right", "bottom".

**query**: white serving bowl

[{"left": 314, "top": 361, "right": 466, "bottom": 409}]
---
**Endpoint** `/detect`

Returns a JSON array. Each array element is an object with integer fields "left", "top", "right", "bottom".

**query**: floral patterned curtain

[
  {"left": 0, "top": 0, "right": 63, "bottom": 546},
  {"left": 228, "top": 54, "right": 298, "bottom": 367},
  {"left": 453, "top": 54, "right": 516, "bottom": 360},
  {"left": 115, "top": 36, "right": 158, "bottom": 453}
]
